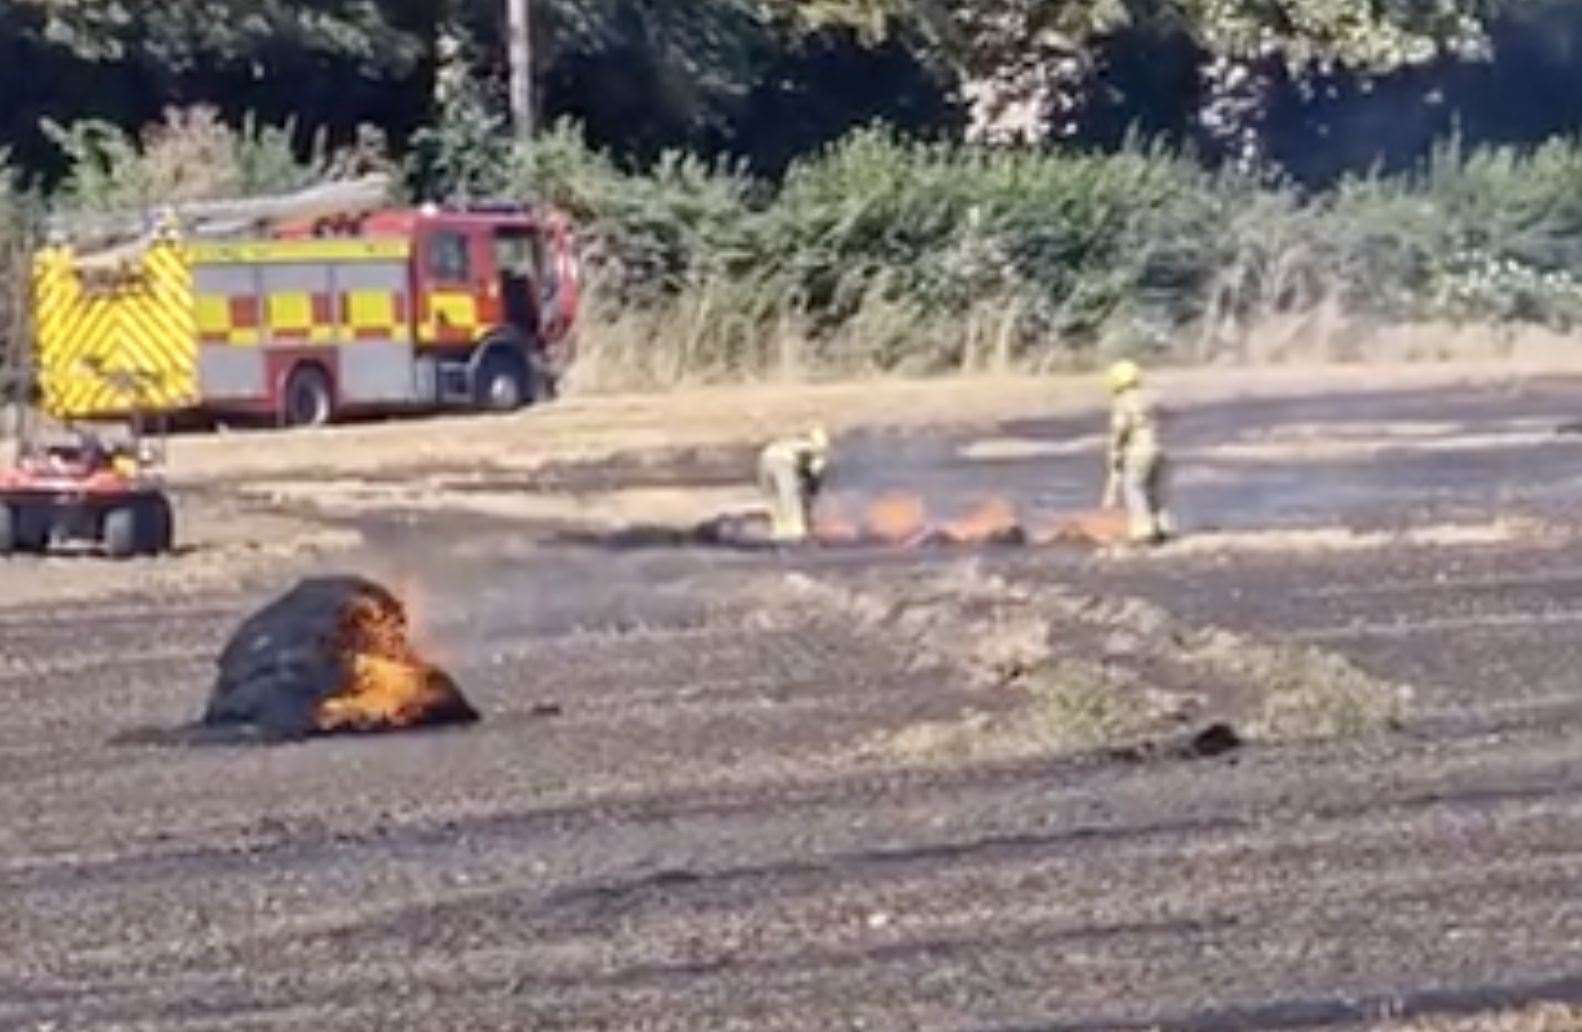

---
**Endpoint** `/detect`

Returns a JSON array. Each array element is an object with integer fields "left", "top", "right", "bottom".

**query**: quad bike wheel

[
  {"left": 140, "top": 494, "right": 174, "bottom": 556},
  {"left": 103, "top": 494, "right": 175, "bottom": 559},
  {"left": 0, "top": 502, "right": 50, "bottom": 555}
]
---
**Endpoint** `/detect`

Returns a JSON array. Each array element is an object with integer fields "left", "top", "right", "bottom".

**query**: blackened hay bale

[{"left": 203, "top": 576, "right": 478, "bottom": 740}]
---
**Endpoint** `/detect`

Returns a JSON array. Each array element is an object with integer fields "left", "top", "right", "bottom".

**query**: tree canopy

[{"left": 0, "top": 0, "right": 1570, "bottom": 180}]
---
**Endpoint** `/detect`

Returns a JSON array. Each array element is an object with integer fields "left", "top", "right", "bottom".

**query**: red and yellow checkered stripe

[
  {"left": 191, "top": 239, "right": 414, "bottom": 347},
  {"left": 32, "top": 241, "right": 199, "bottom": 419},
  {"left": 193, "top": 287, "right": 412, "bottom": 345}
]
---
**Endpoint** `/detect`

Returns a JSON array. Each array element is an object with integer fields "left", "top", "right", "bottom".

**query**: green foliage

[
  {"left": 43, "top": 105, "right": 393, "bottom": 214},
  {"left": 15, "top": 0, "right": 426, "bottom": 73},
  {"left": 408, "top": 79, "right": 515, "bottom": 205},
  {"left": 810, "top": 0, "right": 1502, "bottom": 74},
  {"left": 534, "top": 121, "right": 1582, "bottom": 385},
  {"left": 0, "top": 153, "right": 42, "bottom": 383}
]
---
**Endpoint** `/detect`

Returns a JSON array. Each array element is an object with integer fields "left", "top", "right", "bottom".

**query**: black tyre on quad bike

[
  {"left": 104, "top": 495, "right": 175, "bottom": 559},
  {"left": 139, "top": 494, "right": 174, "bottom": 556},
  {"left": 3, "top": 503, "right": 51, "bottom": 554},
  {"left": 103, "top": 505, "right": 138, "bottom": 559}
]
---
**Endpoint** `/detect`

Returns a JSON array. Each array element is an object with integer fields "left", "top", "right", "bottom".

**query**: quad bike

[{"left": 0, "top": 367, "right": 175, "bottom": 559}]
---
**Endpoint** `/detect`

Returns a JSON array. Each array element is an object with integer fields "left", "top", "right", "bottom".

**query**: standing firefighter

[
  {"left": 1102, "top": 360, "right": 1174, "bottom": 544},
  {"left": 758, "top": 426, "right": 830, "bottom": 544}
]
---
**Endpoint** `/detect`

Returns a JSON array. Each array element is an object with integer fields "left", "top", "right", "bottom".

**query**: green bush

[
  {"left": 43, "top": 105, "right": 393, "bottom": 216},
  {"left": 0, "top": 153, "right": 41, "bottom": 386}
]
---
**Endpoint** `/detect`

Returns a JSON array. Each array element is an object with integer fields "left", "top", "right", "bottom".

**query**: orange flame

[
  {"left": 312, "top": 589, "right": 475, "bottom": 733},
  {"left": 813, "top": 496, "right": 862, "bottom": 544},
  {"left": 865, "top": 492, "right": 928, "bottom": 543}
]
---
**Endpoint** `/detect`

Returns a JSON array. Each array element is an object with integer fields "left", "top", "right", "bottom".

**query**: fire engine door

[
  {"left": 419, "top": 227, "right": 483, "bottom": 345},
  {"left": 492, "top": 228, "right": 541, "bottom": 344}
]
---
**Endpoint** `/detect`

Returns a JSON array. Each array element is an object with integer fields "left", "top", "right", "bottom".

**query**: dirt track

[{"left": 6, "top": 371, "right": 1582, "bottom": 1030}]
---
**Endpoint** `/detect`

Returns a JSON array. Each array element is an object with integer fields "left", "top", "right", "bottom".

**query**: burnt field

[{"left": 6, "top": 379, "right": 1582, "bottom": 1030}]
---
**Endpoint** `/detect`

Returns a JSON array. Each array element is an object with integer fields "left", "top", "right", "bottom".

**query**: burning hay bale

[{"left": 203, "top": 577, "right": 477, "bottom": 740}]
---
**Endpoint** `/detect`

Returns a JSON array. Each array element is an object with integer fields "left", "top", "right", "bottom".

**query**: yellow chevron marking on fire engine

[{"left": 34, "top": 240, "right": 198, "bottom": 418}]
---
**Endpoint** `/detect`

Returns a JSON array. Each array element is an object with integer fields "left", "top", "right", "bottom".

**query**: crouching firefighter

[
  {"left": 758, "top": 426, "right": 830, "bottom": 544},
  {"left": 1102, "top": 361, "right": 1174, "bottom": 544}
]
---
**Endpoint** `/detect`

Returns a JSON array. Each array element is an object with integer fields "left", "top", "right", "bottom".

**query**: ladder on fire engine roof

[{"left": 46, "top": 174, "right": 395, "bottom": 271}]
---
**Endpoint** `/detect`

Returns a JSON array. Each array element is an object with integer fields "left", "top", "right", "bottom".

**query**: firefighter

[
  {"left": 758, "top": 426, "right": 830, "bottom": 544},
  {"left": 1101, "top": 360, "right": 1174, "bottom": 544}
]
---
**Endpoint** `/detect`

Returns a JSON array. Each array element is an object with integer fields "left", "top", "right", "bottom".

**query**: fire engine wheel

[
  {"left": 475, "top": 352, "right": 531, "bottom": 413},
  {"left": 283, "top": 366, "right": 334, "bottom": 428}
]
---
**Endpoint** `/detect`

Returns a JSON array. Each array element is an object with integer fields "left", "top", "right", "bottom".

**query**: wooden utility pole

[{"left": 506, "top": 0, "right": 533, "bottom": 143}]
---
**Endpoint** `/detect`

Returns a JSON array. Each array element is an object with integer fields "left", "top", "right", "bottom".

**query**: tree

[
  {"left": 758, "top": 1, "right": 1514, "bottom": 150},
  {"left": 13, "top": 0, "right": 428, "bottom": 72}
]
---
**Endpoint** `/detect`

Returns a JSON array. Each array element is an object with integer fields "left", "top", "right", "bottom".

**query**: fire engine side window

[
  {"left": 492, "top": 230, "right": 536, "bottom": 278},
  {"left": 427, "top": 231, "right": 470, "bottom": 282}
]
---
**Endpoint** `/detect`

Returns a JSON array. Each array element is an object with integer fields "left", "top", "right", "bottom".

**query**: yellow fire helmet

[
  {"left": 807, "top": 425, "right": 830, "bottom": 453},
  {"left": 1106, "top": 359, "right": 1142, "bottom": 394}
]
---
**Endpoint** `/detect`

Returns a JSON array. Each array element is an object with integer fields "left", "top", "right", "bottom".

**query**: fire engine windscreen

[{"left": 203, "top": 577, "right": 478, "bottom": 740}]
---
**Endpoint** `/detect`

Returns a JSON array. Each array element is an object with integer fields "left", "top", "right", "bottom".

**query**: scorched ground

[{"left": 5, "top": 381, "right": 1582, "bottom": 1030}]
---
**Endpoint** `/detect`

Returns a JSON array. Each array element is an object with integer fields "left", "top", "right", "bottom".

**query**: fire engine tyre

[
  {"left": 475, "top": 352, "right": 531, "bottom": 413},
  {"left": 283, "top": 366, "right": 335, "bottom": 428}
]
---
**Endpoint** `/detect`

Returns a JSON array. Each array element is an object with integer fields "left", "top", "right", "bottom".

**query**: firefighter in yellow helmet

[
  {"left": 1102, "top": 360, "right": 1174, "bottom": 544},
  {"left": 758, "top": 425, "right": 830, "bottom": 544}
]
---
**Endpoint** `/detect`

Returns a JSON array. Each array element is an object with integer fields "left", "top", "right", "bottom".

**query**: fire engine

[{"left": 31, "top": 179, "right": 582, "bottom": 426}]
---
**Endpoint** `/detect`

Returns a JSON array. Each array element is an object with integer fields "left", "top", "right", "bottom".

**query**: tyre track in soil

[{"left": 9, "top": 383, "right": 1582, "bottom": 1029}]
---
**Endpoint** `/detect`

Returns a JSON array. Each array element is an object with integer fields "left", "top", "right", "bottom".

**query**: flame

[
  {"left": 813, "top": 496, "right": 862, "bottom": 544},
  {"left": 311, "top": 588, "right": 475, "bottom": 733},
  {"left": 941, "top": 497, "right": 1020, "bottom": 543},
  {"left": 393, "top": 576, "right": 456, "bottom": 668},
  {"left": 865, "top": 492, "right": 928, "bottom": 543}
]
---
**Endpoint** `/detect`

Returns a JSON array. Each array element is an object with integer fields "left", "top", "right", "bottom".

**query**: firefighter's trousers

[
  {"left": 759, "top": 455, "right": 814, "bottom": 542},
  {"left": 1121, "top": 451, "right": 1173, "bottom": 543}
]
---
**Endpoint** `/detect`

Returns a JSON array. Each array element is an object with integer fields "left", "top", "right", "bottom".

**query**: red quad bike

[{"left": 0, "top": 376, "right": 175, "bottom": 560}]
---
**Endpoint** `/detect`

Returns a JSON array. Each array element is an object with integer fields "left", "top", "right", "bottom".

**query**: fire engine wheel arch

[
  {"left": 281, "top": 362, "right": 336, "bottom": 428},
  {"left": 470, "top": 334, "right": 539, "bottom": 413}
]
